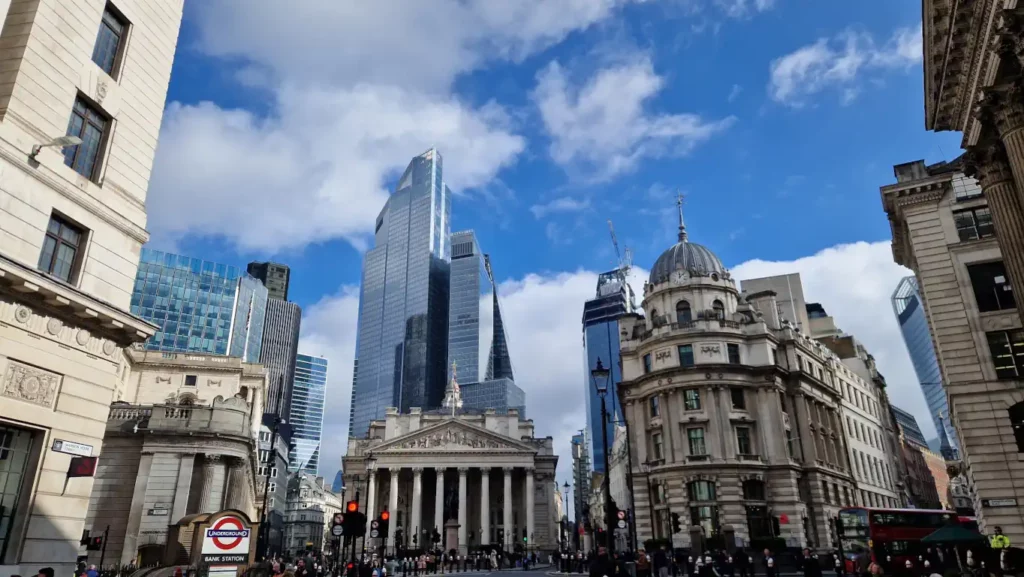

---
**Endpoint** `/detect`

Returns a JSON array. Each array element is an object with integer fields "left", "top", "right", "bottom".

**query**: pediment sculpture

[{"left": 391, "top": 425, "right": 515, "bottom": 451}]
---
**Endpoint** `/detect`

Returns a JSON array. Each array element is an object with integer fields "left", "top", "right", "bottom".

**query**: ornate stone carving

[
  {"left": 47, "top": 318, "right": 63, "bottom": 335},
  {"left": 155, "top": 376, "right": 172, "bottom": 384},
  {"left": 102, "top": 340, "right": 116, "bottom": 356},
  {"left": 96, "top": 79, "right": 108, "bottom": 103},
  {"left": 699, "top": 345, "right": 721, "bottom": 355},
  {"left": 394, "top": 426, "right": 507, "bottom": 450},
  {"left": 977, "top": 85, "right": 1024, "bottom": 136},
  {"left": 208, "top": 379, "right": 222, "bottom": 386},
  {"left": 2, "top": 360, "right": 61, "bottom": 408},
  {"left": 76, "top": 329, "right": 91, "bottom": 346},
  {"left": 14, "top": 306, "right": 30, "bottom": 323},
  {"left": 964, "top": 140, "right": 1015, "bottom": 189}
]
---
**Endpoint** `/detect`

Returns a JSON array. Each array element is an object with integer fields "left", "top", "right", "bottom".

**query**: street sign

[
  {"left": 52, "top": 439, "right": 93, "bottom": 457},
  {"left": 333, "top": 513, "right": 344, "bottom": 526},
  {"left": 332, "top": 525, "right": 344, "bottom": 537},
  {"left": 617, "top": 511, "right": 626, "bottom": 520},
  {"left": 616, "top": 519, "right": 627, "bottom": 529},
  {"left": 982, "top": 498, "right": 1018, "bottom": 507},
  {"left": 370, "top": 529, "right": 380, "bottom": 538},
  {"left": 371, "top": 520, "right": 379, "bottom": 529}
]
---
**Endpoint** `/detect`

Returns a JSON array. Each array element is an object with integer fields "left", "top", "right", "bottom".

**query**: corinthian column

[
  {"left": 480, "top": 468, "right": 490, "bottom": 545},
  {"left": 503, "top": 467, "right": 513, "bottom": 550},
  {"left": 199, "top": 455, "right": 222, "bottom": 512},
  {"left": 525, "top": 467, "right": 535, "bottom": 550},
  {"left": 435, "top": 468, "right": 446, "bottom": 536},
  {"left": 224, "top": 457, "right": 247, "bottom": 510},
  {"left": 366, "top": 468, "right": 377, "bottom": 536},
  {"left": 457, "top": 467, "right": 468, "bottom": 555},
  {"left": 411, "top": 468, "right": 423, "bottom": 539},
  {"left": 388, "top": 468, "right": 400, "bottom": 549},
  {"left": 965, "top": 137, "right": 1024, "bottom": 322}
]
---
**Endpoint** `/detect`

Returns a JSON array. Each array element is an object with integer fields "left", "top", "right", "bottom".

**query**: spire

[
  {"left": 676, "top": 190, "right": 688, "bottom": 242},
  {"left": 443, "top": 361, "right": 463, "bottom": 416}
]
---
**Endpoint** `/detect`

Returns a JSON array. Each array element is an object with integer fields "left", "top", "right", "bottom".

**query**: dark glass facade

[
  {"left": 892, "top": 276, "right": 958, "bottom": 455},
  {"left": 892, "top": 405, "right": 930, "bottom": 449},
  {"left": 350, "top": 149, "right": 452, "bottom": 438},
  {"left": 582, "top": 269, "right": 634, "bottom": 472},
  {"left": 247, "top": 261, "right": 291, "bottom": 301},
  {"left": 460, "top": 378, "right": 525, "bottom": 416},
  {"left": 289, "top": 353, "right": 328, "bottom": 475},
  {"left": 260, "top": 298, "right": 302, "bottom": 417},
  {"left": 131, "top": 248, "right": 267, "bottom": 362}
]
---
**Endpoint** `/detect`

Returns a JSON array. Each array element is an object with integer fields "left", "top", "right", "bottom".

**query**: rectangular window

[
  {"left": 268, "top": 482, "right": 276, "bottom": 493},
  {"left": 953, "top": 207, "right": 995, "bottom": 241},
  {"left": 643, "top": 354, "right": 652, "bottom": 374},
  {"left": 649, "top": 396, "right": 660, "bottom": 418},
  {"left": 687, "top": 427, "right": 706, "bottom": 455},
  {"left": 736, "top": 426, "right": 752, "bottom": 455},
  {"left": 987, "top": 330, "right": 1024, "bottom": 379},
  {"left": 727, "top": 343, "right": 741, "bottom": 364},
  {"left": 683, "top": 389, "right": 701, "bottom": 411},
  {"left": 91, "top": 4, "right": 128, "bottom": 77},
  {"left": 37, "top": 214, "right": 84, "bottom": 283},
  {"left": 64, "top": 97, "right": 109, "bottom": 181},
  {"left": 730, "top": 387, "right": 746, "bottom": 410},
  {"left": 184, "top": 375, "right": 197, "bottom": 387},
  {"left": 968, "top": 262, "right": 1016, "bottom": 312},
  {"left": 651, "top": 432, "right": 664, "bottom": 461},
  {"left": 952, "top": 174, "right": 983, "bottom": 201},
  {"left": 678, "top": 345, "right": 694, "bottom": 367}
]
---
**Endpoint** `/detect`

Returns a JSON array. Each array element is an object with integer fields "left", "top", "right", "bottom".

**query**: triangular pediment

[{"left": 375, "top": 419, "right": 535, "bottom": 454}]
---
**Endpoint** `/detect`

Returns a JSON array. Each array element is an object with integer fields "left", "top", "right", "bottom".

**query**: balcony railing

[{"left": 108, "top": 402, "right": 253, "bottom": 438}]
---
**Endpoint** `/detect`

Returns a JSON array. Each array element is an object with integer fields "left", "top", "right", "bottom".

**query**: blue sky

[{"left": 146, "top": 0, "right": 963, "bottom": 485}]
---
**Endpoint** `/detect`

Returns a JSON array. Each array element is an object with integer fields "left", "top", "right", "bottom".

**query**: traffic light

[
  {"left": 609, "top": 499, "right": 619, "bottom": 527},
  {"left": 342, "top": 501, "right": 367, "bottom": 537},
  {"left": 379, "top": 510, "right": 391, "bottom": 538},
  {"left": 86, "top": 535, "right": 104, "bottom": 551},
  {"left": 671, "top": 512, "right": 682, "bottom": 534},
  {"left": 395, "top": 528, "right": 404, "bottom": 545},
  {"left": 497, "top": 528, "right": 504, "bottom": 544},
  {"left": 432, "top": 528, "right": 441, "bottom": 544}
]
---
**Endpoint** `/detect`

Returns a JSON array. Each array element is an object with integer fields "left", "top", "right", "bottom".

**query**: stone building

[
  {"left": 257, "top": 419, "right": 292, "bottom": 558},
  {"left": 83, "top": 349, "right": 266, "bottom": 565},
  {"left": 283, "top": 474, "right": 335, "bottom": 558},
  {"left": 343, "top": 407, "right": 559, "bottom": 555},
  {"left": 0, "top": 1, "right": 184, "bottom": 573},
  {"left": 882, "top": 158, "right": 1024, "bottom": 540},
  {"left": 619, "top": 212, "right": 857, "bottom": 551},
  {"left": 742, "top": 275, "right": 906, "bottom": 510}
]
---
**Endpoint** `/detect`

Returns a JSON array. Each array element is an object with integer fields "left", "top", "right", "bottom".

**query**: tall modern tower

[
  {"left": 289, "top": 353, "right": 328, "bottom": 474},
  {"left": 582, "top": 268, "right": 635, "bottom": 472},
  {"left": 131, "top": 248, "right": 268, "bottom": 363},
  {"left": 260, "top": 298, "right": 302, "bottom": 417},
  {"left": 247, "top": 261, "right": 292, "bottom": 301},
  {"left": 448, "top": 230, "right": 515, "bottom": 383},
  {"left": 571, "top": 431, "right": 592, "bottom": 525},
  {"left": 892, "top": 276, "right": 959, "bottom": 458},
  {"left": 350, "top": 148, "right": 452, "bottom": 438}
]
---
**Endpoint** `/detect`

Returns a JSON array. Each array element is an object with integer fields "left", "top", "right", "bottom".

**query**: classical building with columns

[
  {"left": 343, "top": 407, "right": 558, "bottom": 555},
  {"left": 882, "top": 156, "right": 1024, "bottom": 541},
  {"left": 82, "top": 348, "right": 266, "bottom": 565},
  {"left": 618, "top": 211, "right": 858, "bottom": 551}
]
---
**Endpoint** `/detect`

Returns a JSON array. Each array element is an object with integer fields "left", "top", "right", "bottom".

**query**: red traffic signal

[
  {"left": 380, "top": 510, "right": 390, "bottom": 521},
  {"left": 346, "top": 500, "right": 358, "bottom": 513},
  {"left": 68, "top": 456, "right": 98, "bottom": 478}
]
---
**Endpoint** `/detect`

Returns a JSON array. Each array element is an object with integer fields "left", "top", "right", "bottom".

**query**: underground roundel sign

[{"left": 201, "top": 515, "right": 252, "bottom": 565}]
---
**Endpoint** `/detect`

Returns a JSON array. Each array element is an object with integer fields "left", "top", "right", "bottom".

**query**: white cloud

[
  {"left": 732, "top": 241, "right": 935, "bottom": 438},
  {"left": 147, "top": 1, "right": 635, "bottom": 252},
  {"left": 296, "top": 286, "right": 361, "bottom": 482},
  {"left": 768, "top": 25, "right": 922, "bottom": 107},
  {"left": 530, "top": 197, "right": 592, "bottom": 219},
  {"left": 149, "top": 90, "right": 524, "bottom": 251},
  {"left": 714, "top": 0, "right": 775, "bottom": 18},
  {"left": 533, "top": 57, "right": 736, "bottom": 181},
  {"left": 727, "top": 84, "right": 743, "bottom": 102}
]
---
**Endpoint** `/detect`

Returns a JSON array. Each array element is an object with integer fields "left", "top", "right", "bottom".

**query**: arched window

[
  {"left": 178, "top": 394, "right": 196, "bottom": 406},
  {"left": 1010, "top": 401, "right": 1024, "bottom": 452},
  {"left": 676, "top": 300, "right": 692, "bottom": 324},
  {"left": 742, "top": 479, "right": 766, "bottom": 501},
  {"left": 651, "top": 309, "right": 660, "bottom": 327},
  {"left": 712, "top": 300, "right": 725, "bottom": 319},
  {"left": 687, "top": 480, "right": 716, "bottom": 501}
]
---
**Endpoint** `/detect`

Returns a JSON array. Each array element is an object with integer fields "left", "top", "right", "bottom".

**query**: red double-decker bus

[{"left": 837, "top": 507, "right": 976, "bottom": 570}]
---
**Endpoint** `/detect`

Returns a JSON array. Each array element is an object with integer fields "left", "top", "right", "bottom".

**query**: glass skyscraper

[
  {"left": 892, "top": 275, "right": 959, "bottom": 457},
  {"left": 131, "top": 248, "right": 267, "bottom": 363},
  {"left": 582, "top": 268, "right": 635, "bottom": 472},
  {"left": 448, "top": 230, "right": 515, "bottom": 384},
  {"left": 460, "top": 378, "right": 525, "bottom": 416},
  {"left": 350, "top": 148, "right": 452, "bottom": 438},
  {"left": 892, "top": 405, "right": 930, "bottom": 449},
  {"left": 289, "top": 353, "right": 327, "bottom": 474},
  {"left": 260, "top": 298, "right": 302, "bottom": 417}
]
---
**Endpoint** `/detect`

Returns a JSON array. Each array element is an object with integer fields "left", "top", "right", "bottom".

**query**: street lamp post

[
  {"left": 639, "top": 461, "right": 657, "bottom": 543},
  {"left": 591, "top": 358, "right": 614, "bottom": 552},
  {"left": 562, "top": 481, "right": 571, "bottom": 552}
]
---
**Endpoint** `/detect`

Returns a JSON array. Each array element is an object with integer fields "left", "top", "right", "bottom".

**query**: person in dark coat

[
  {"left": 800, "top": 549, "right": 822, "bottom": 577},
  {"left": 734, "top": 550, "right": 751, "bottom": 577},
  {"left": 762, "top": 549, "right": 777, "bottom": 577},
  {"left": 589, "top": 547, "right": 617, "bottom": 577}
]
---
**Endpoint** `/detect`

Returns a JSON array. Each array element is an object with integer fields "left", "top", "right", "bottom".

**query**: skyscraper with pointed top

[{"left": 349, "top": 148, "right": 452, "bottom": 438}]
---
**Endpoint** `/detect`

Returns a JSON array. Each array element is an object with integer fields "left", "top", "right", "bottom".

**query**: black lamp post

[
  {"left": 591, "top": 357, "right": 613, "bottom": 552},
  {"left": 639, "top": 460, "right": 657, "bottom": 542},
  {"left": 562, "top": 481, "right": 571, "bottom": 552}
]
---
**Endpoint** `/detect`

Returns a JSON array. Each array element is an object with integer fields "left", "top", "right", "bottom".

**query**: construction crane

[{"left": 607, "top": 219, "right": 632, "bottom": 275}]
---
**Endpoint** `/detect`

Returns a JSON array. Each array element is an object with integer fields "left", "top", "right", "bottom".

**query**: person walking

[
  {"left": 800, "top": 549, "right": 822, "bottom": 577},
  {"left": 762, "top": 549, "right": 776, "bottom": 577},
  {"left": 654, "top": 545, "right": 670, "bottom": 577}
]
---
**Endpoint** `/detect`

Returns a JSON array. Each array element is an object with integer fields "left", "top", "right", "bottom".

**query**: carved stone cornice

[
  {"left": 995, "top": 9, "right": 1024, "bottom": 69},
  {"left": 964, "top": 140, "right": 1015, "bottom": 189},
  {"left": 976, "top": 84, "right": 1024, "bottom": 136}
]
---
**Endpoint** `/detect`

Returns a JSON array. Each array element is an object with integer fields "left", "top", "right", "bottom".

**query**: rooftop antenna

[{"left": 676, "top": 190, "right": 688, "bottom": 242}]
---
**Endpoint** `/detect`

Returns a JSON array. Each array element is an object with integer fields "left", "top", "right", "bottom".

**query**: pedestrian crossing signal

[{"left": 671, "top": 512, "right": 682, "bottom": 534}]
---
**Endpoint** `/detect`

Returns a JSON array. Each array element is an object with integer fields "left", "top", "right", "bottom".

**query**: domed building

[{"left": 617, "top": 209, "right": 855, "bottom": 551}]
